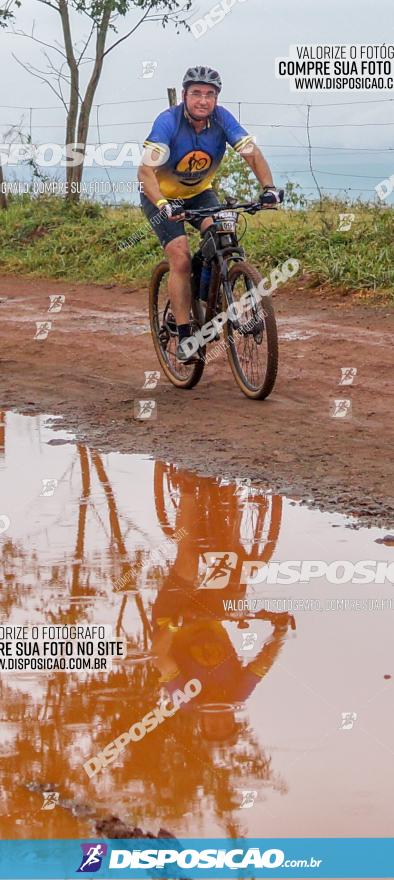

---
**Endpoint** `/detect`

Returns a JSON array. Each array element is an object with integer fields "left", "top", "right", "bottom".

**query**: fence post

[
  {"left": 167, "top": 88, "right": 177, "bottom": 107},
  {"left": 0, "top": 161, "right": 7, "bottom": 210},
  {"left": 306, "top": 104, "right": 323, "bottom": 206}
]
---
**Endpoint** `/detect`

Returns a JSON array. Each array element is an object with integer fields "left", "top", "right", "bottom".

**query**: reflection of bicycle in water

[
  {"left": 151, "top": 461, "right": 285, "bottom": 646},
  {"left": 0, "top": 433, "right": 293, "bottom": 840},
  {"left": 149, "top": 460, "right": 295, "bottom": 749},
  {"left": 153, "top": 460, "right": 282, "bottom": 563}
]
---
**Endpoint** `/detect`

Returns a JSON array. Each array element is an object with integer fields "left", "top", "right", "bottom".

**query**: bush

[{"left": 0, "top": 192, "right": 393, "bottom": 298}]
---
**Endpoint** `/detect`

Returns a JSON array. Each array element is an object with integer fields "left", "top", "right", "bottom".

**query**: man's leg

[
  {"left": 164, "top": 235, "right": 203, "bottom": 363},
  {"left": 139, "top": 195, "right": 195, "bottom": 360},
  {"left": 200, "top": 217, "right": 214, "bottom": 234},
  {"left": 164, "top": 236, "right": 192, "bottom": 327},
  {"left": 164, "top": 219, "right": 213, "bottom": 333},
  {"left": 164, "top": 237, "right": 197, "bottom": 361},
  {"left": 139, "top": 191, "right": 218, "bottom": 362}
]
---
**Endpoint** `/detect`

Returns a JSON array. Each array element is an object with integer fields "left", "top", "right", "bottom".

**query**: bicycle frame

[
  {"left": 202, "top": 231, "right": 245, "bottom": 329},
  {"left": 150, "top": 194, "right": 282, "bottom": 396},
  {"left": 179, "top": 199, "right": 278, "bottom": 334}
]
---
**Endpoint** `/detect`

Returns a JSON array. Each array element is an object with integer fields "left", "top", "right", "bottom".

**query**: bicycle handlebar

[{"left": 174, "top": 190, "right": 285, "bottom": 221}]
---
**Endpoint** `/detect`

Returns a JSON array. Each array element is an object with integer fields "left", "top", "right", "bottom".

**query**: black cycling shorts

[{"left": 140, "top": 188, "right": 220, "bottom": 248}]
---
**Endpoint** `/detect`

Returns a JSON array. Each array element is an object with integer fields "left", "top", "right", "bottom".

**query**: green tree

[
  {"left": 8, "top": 1, "right": 192, "bottom": 201},
  {"left": 0, "top": 1, "right": 22, "bottom": 207},
  {"left": 0, "top": 0, "right": 21, "bottom": 27},
  {"left": 212, "top": 147, "right": 260, "bottom": 202},
  {"left": 283, "top": 180, "right": 307, "bottom": 209}
]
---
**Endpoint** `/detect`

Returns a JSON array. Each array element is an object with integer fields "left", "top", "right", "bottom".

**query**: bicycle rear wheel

[
  {"left": 149, "top": 260, "right": 205, "bottom": 390},
  {"left": 224, "top": 261, "right": 278, "bottom": 400}
]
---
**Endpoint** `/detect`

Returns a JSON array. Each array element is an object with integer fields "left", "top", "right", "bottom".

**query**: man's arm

[
  {"left": 138, "top": 158, "right": 165, "bottom": 206},
  {"left": 151, "top": 622, "right": 181, "bottom": 682},
  {"left": 247, "top": 613, "right": 295, "bottom": 679},
  {"left": 137, "top": 161, "right": 184, "bottom": 221},
  {"left": 138, "top": 108, "right": 173, "bottom": 207},
  {"left": 239, "top": 143, "right": 274, "bottom": 189}
]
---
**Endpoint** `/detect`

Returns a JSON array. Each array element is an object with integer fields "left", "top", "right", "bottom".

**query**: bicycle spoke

[
  {"left": 156, "top": 270, "right": 196, "bottom": 380},
  {"left": 229, "top": 275, "right": 269, "bottom": 390}
]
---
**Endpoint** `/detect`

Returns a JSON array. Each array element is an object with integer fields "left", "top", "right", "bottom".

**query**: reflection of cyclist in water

[
  {"left": 153, "top": 613, "right": 295, "bottom": 743},
  {"left": 152, "top": 469, "right": 281, "bottom": 619},
  {"left": 151, "top": 466, "right": 295, "bottom": 744}
]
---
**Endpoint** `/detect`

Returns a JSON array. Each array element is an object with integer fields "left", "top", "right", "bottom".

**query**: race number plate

[{"left": 215, "top": 210, "right": 237, "bottom": 232}]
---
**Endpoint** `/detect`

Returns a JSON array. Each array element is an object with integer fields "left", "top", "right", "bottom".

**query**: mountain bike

[
  {"left": 148, "top": 191, "right": 284, "bottom": 400},
  {"left": 153, "top": 460, "right": 283, "bottom": 559}
]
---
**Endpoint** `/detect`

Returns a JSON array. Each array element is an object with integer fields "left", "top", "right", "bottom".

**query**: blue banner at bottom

[{"left": 0, "top": 838, "right": 393, "bottom": 879}]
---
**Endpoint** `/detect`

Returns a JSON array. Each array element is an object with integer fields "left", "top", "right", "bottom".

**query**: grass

[{"left": 0, "top": 193, "right": 394, "bottom": 300}]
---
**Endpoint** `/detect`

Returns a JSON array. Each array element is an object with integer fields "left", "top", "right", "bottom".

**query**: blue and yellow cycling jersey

[{"left": 143, "top": 102, "right": 254, "bottom": 199}]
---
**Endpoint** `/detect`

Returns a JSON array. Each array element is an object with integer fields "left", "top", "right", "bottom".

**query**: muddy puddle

[{"left": 0, "top": 411, "right": 393, "bottom": 842}]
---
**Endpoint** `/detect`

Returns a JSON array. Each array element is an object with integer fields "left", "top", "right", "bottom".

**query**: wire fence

[{"left": 1, "top": 93, "right": 393, "bottom": 203}]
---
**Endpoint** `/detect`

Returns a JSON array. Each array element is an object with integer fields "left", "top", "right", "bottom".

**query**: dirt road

[{"left": 0, "top": 274, "right": 393, "bottom": 527}]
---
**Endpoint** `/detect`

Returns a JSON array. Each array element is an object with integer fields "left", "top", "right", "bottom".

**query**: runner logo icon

[
  {"left": 76, "top": 843, "right": 107, "bottom": 873},
  {"left": 198, "top": 551, "right": 238, "bottom": 589}
]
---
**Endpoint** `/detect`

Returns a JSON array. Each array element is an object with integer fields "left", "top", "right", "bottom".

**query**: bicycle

[
  {"left": 148, "top": 190, "right": 284, "bottom": 400},
  {"left": 153, "top": 460, "right": 283, "bottom": 559}
]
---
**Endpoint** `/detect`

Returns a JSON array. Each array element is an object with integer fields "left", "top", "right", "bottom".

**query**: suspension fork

[
  {"left": 227, "top": 259, "right": 263, "bottom": 335},
  {"left": 205, "top": 258, "right": 222, "bottom": 321},
  {"left": 216, "top": 254, "right": 243, "bottom": 331},
  {"left": 206, "top": 254, "right": 248, "bottom": 331}
]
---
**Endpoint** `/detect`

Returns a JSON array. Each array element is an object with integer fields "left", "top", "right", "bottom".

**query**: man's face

[{"left": 184, "top": 84, "right": 218, "bottom": 119}]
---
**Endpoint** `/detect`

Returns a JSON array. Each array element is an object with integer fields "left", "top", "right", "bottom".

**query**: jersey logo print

[{"left": 175, "top": 150, "right": 212, "bottom": 186}]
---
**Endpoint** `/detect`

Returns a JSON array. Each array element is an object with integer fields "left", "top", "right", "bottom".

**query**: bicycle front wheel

[
  {"left": 224, "top": 261, "right": 278, "bottom": 400},
  {"left": 149, "top": 260, "right": 205, "bottom": 390}
]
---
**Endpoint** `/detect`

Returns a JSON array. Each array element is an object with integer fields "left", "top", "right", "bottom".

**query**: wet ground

[
  {"left": 0, "top": 275, "right": 393, "bottom": 528},
  {"left": 0, "top": 412, "right": 393, "bottom": 846}
]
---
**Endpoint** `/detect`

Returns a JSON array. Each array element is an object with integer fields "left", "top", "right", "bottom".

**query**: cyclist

[{"left": 138, "top": 66, "right": 281, "bottom": 363}]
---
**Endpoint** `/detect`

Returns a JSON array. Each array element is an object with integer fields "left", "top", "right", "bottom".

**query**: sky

[{"left": 1, "top": 0, "right": 394, "bottom": 202}]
